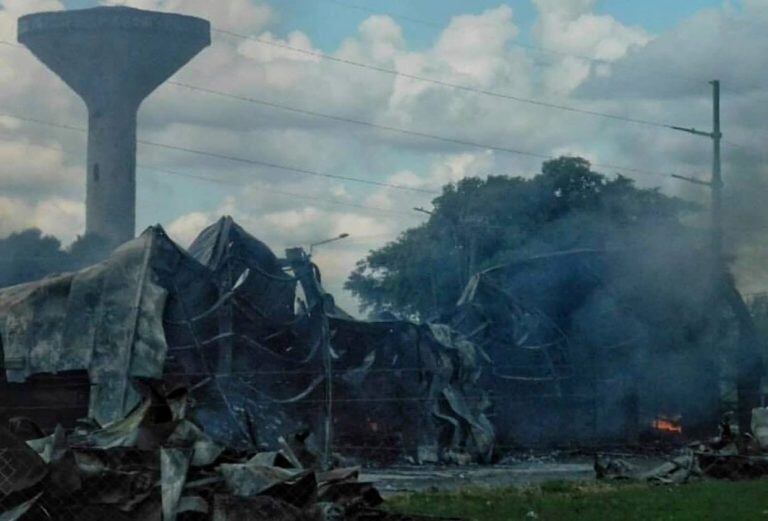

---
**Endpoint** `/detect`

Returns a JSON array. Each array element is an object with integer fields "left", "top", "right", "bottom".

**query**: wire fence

[{"left": 0, "top": 344, "right": 741, "bottom": 519}]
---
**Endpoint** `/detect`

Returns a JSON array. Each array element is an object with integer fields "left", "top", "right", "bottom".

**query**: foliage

[
  {"left": 345, "top": 156, "right": 697, "bottom": 319},
  {"left": 0, "top": 229, "right": 112, "bottom": 288}
]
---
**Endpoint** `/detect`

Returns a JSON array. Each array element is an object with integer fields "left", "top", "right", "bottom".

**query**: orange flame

[{"left": 652, "top": 418, "right": 682, "bottom": 434}]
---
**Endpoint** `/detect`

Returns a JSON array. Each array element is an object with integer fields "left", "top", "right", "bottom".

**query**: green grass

[{"left": 385, "top": 480, "right": 768, "bottom": 520}]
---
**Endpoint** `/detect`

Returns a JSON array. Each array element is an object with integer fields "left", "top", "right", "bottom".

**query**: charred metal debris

[
  {"left": 595, "top": 407, "right": 768, "bottom": 484},
  {"left": 0, "top": 217, "right": 487, "bottom": 519},
  {"left": 0, "top": 380, "right": 460, "bottom": 520}
]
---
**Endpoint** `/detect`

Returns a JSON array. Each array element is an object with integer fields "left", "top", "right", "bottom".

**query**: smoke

[
  {"left": 432, "top": 160, "right": 745, "bottom": 446},
  {"left": 720, "top": 145, "right": 768, "bottom": 296}
]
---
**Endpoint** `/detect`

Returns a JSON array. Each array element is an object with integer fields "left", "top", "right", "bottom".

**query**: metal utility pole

[
  {"left": 673, "top": 80, "right": 764, "bottom": 433},
  {"left": 672, "top": 80, "right": 723, "bottom": 265},
  {"left": 712, "top": 79, "right": 723, "bottom": 266}
]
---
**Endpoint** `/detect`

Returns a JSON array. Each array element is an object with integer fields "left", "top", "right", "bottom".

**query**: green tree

[
  {"left": 345, "top": 157, "right": 695, "bottom": 319},
  {"left": 0, "top": 228, "right": 69, "bottom": 288},
  {"left": 0, "top": 230, "right": 112, "bottom": 288}
]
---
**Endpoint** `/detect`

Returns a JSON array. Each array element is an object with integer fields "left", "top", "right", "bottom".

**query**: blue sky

[
  {"left": 281, "top": 0, "right": 725, "bottom": 49},
  {"left": 63, "top": 0, "right": 725, "bottom": 50}
]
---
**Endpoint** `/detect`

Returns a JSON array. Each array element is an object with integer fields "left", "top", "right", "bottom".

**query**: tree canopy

[
  {"left": 345, "top": 157, "right": 699, "bottom": 319},
  {"left": 0, "top": 229, "right": 111, "bottom": 288}
]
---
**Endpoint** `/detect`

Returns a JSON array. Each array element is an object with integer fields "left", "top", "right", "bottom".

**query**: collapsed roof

[{"left": 0, "top": 217, "right": 494, "bottom": 463}]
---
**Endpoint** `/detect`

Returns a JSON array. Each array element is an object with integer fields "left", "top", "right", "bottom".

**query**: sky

[{"left": 0, "top": 0, "right": 767, "bottom": 314}]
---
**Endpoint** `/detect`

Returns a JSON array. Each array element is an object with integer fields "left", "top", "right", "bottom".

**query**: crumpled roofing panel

[
  {"left": 0, "top": 229, "right": 173, "bottom": 425},
  {"left": 189, "top": 216, "right": 296, "bottom": 324}
]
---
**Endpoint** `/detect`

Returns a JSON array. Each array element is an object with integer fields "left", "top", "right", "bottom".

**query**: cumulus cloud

[
  {"left": 532, "top": 0, "right": 651, "bottom": 94},
  {"left": 0, "top": 0, "right": 87, "bottom": 244},
  {"left": 577, "top": 2, "right": 768, "bottom": 100},
  {"left": 533, "top": 0, "right": 649, "bottom": 60},
  {"left": 433, "top": 5, "right": 519, "bottom": 85},
  {"left": 166, "top": 210, "right": 213, "bottom": 246},
  {"left": 0, "top": 195, "right": 84, "bottom": 241}
]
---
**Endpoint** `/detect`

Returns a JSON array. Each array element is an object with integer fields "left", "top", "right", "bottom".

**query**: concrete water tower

[{"left": 18, "top": 7, "right": 211, "bottom": 246}]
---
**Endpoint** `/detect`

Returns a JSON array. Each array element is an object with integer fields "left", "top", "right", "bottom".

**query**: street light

[
  {"left": 309, "top": 233, "right": 349, "bottom": 256},
  {"left": 296, "top": 231, "right": 348, "bottom": 471}
]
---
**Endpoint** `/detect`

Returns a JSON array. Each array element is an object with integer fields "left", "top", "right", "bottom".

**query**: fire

[{"left": 652, "top": 417, "right": 683, "bottom": 434}]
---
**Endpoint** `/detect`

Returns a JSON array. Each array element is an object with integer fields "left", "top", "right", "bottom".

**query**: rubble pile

[
  {"left": 596, "top": 408, "right": 768, "bottom": 484},
  {"left": 0, "top": 383, "right": 459, "bottom": 520}
]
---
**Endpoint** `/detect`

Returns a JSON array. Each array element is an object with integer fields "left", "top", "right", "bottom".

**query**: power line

[
  {"left": 0, "top": 102, "right": 686, "bottom": 191},
  {"left": 213, "top": 28, "right": 681, "bottom": 130},
  {"left": 138, "top": 165, "right": 420, "bottom": 217},
  {"left": 1, "top": 39, "right": 751, "bottom": 172},
  {"left": 0, "top": 133, "right": 426, "bottom": 220},
  {"left": 167, "top": 80, "right": 674, "bottom": 179},
  {"left": 182, "top": 43, "right": 750, "bottom": 155},
  {"left": 0, "top": 41, "right": 646, "bottom": 170},
  {"left": 209, "top": 29, "right": 751, "bottom": 154},
  {"left": 10, "top": 34, "right": 609, "bottom": 129},
  {"left": 137, "top": 137, "right": 436, "bottom": 193},
  {"left": 0, "top": 38, "right": 696, "bottom": 135},
  {"left": 0, "top": 110, "right": 437, "bottom": 194},
  {"left": 2, "top": 35, "right": 757, "bottom": 159}
]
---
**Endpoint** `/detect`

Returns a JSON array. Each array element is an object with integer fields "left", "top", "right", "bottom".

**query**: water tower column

[{"left": 86, "top": 99, "right": 138, "bottom": 244}]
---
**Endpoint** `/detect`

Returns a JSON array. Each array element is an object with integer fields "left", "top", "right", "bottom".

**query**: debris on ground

[
  {"left": 593, "top": 454, "right": 635, "bottom": 480},
  {"left": 594, "top": 408, "right": 768, "bottom": 484},
  {"left": 0, "top": 384, "right": 462, "bottom": 520}
]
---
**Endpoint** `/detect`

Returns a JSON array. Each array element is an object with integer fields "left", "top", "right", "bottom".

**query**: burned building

[
  {"left": 446, "top": 248, "right": 755, "bottom": 448},
  {"left": 0, "top": 217, "right": 493, "bottom": 466}
]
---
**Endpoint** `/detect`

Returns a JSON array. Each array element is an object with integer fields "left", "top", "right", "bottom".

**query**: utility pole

[
  {"left": 673, "top": 80, "right": 764, "bottom": 433},
  {"left": 672, "top": 80, "right": 722, "bottom": 265},
  {"left": 712, "top": 79, "right": 723, "bottom": 267}
]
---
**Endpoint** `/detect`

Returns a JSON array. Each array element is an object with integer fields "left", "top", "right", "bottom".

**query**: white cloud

[
  {"left": 577, "top": 3, "right": 767, "bottom": 99},
  {"left": 532, "top": 0, "right": 651, "bottom": 95},
  {"left": 0, "top": 195, "right": 83, "bottom": 242},
  {"left": 428, "top": 151, "right": 496, "bottom": 187},
  {"left": 166, "top": 211, "right": 214, "bottom": 246},
  {"left": 237, "top": 30, "right": 319, "bottom": 65},
  {"left": 532, "top": 0, "right": 650, "bottom": 60},
  {"left": 434, "top": 5, "right": 519, "bottom": 85},
  {"left": 0, "top": 139, "right": 81, "bottom": 195},
  {"left": 356, "top": 15, "right": 404, "bottom": 63}
]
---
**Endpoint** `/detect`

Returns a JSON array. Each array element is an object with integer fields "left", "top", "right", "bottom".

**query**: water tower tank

[{"left": 18, "top": 7, "right": 211, "bottom": 246}]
